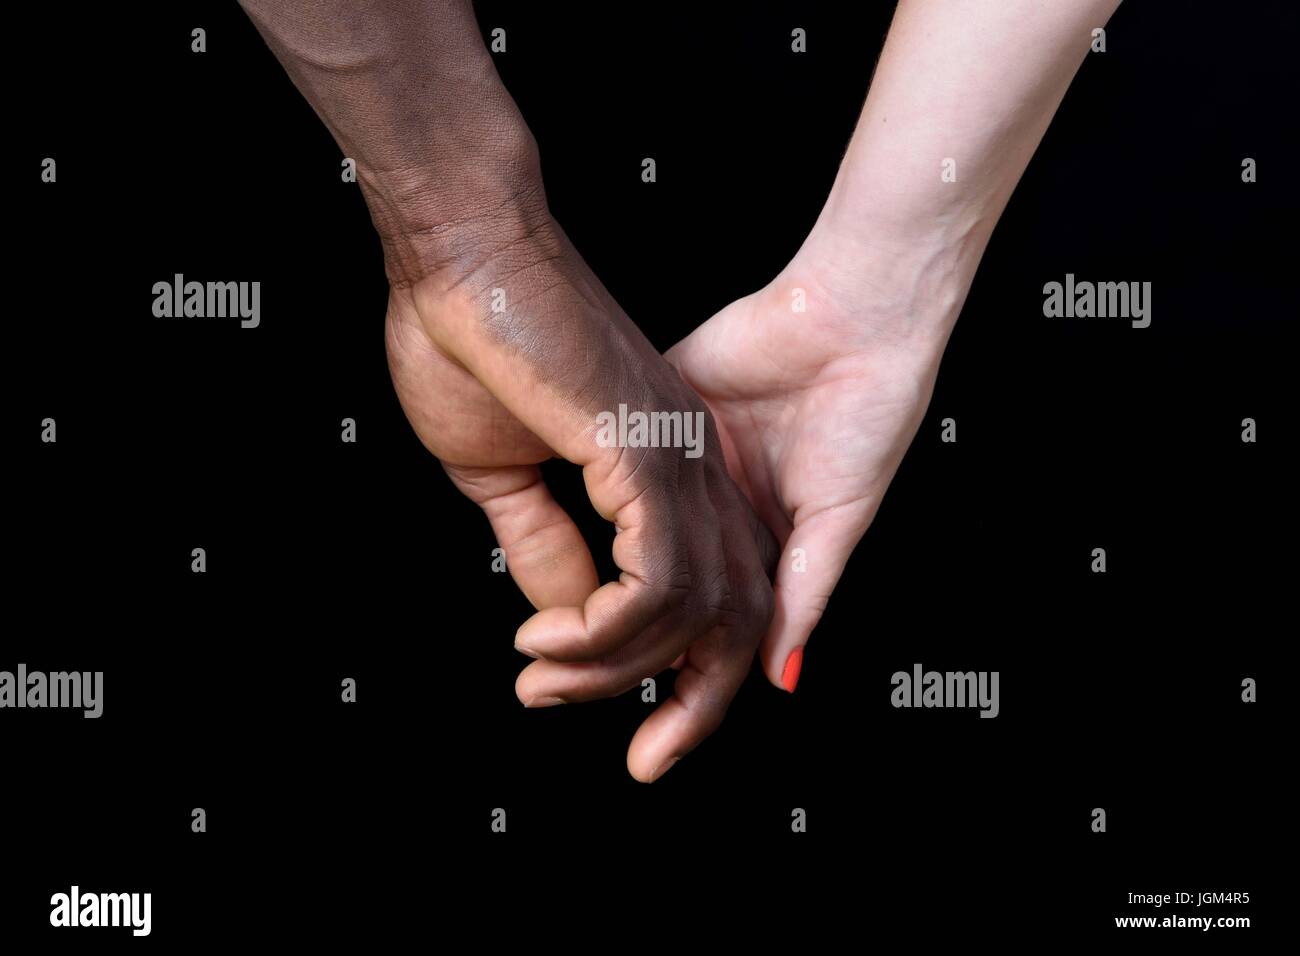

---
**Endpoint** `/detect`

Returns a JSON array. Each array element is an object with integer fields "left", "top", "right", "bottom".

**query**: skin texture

[
  {"left": 666, "top": 238, "right": 948, "bottom": 688},
  {"left": 389, "top": 215, "right": 781, "bottom": 784},
  {"left": 241, "top": 0, "right": 778, "bottom": 783},
  {"left": 666, "top": 0, "right": 1126, "bottom": 687},
  {"left": 240, "top": 0, "right": 1124, "bottom": 778}
]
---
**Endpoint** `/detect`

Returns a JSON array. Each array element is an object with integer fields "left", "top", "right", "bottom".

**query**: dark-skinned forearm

[{"left": 239, "top": 0, "right": 547, "bottom": 284}]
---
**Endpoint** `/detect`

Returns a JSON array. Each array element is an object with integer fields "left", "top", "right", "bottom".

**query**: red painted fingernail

[{"left": 781, "top": 646, "right": 804, "bottom": 693}]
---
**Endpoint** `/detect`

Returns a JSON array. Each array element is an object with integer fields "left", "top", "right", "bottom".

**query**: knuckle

[
  {"left": 642, "top": 563, "right": 692, "bottom": 618},
  {"left": 693, "top": 571, "right": 732, "bottom": 629},
  {"left": 746, "top": 578, "right": 776, "bottom": 630}
]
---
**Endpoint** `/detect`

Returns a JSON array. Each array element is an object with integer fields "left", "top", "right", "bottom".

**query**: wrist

[
  {"left": 789, "top": 200, "right": 989, "bottom": 354},
  {"left": 359, "top": 125, "right": 550, "bottom": 289},
  {"left": 402, "top": 201, "right": 572, "bottom": 347}
]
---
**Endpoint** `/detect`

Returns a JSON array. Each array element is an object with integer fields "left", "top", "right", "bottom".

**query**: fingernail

[
  {"left": 647, "top": 756, "right": 679, "bottom": 782},
  {"left": 781, "top": 646, "right": 804, "bottom": 693},
  {"left": 515, "top": 643, "right": 540, "bottom": 660},
  {"left": 523, "top": 695, "right": 565, "bottom": 709}
]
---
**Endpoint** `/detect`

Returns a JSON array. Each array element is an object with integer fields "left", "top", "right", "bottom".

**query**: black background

[{"left": 7, "top": 0, "right": 1291, "bottom": 946}]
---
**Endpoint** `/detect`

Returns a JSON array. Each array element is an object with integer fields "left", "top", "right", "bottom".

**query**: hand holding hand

[{"left": 669, "top": 233, "right": 954, "bottom": 690}]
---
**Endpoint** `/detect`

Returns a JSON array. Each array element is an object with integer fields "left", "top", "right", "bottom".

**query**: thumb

[
  {"left": 443, "top": 462, "right": 600, "bottom": 610},
  {"left": 759, "top": 501, "right": 874, "bottom": 692}
]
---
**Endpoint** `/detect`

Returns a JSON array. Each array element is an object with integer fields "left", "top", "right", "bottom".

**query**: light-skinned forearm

[{"left": 802, "top": 0, "right": 1124, "bottom": 345}]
